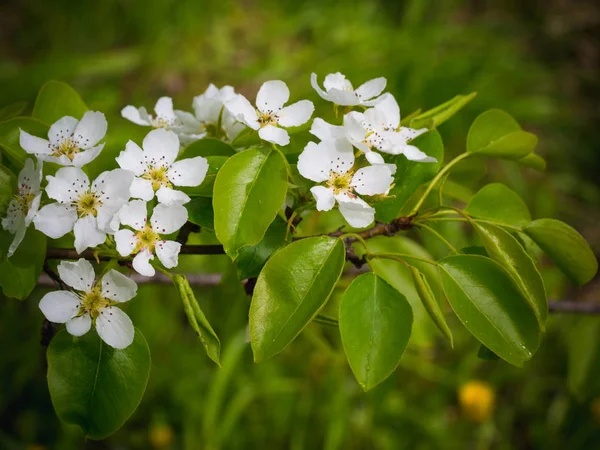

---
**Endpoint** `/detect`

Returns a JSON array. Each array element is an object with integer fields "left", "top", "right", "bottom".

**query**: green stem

[
  {"left": 417, "top": 223, "right": 458, "bottom": 253},
  {"left": 367, "top": 252, "right": 438, "bottom": 267},
  {"left": 410, "top": 152, "right": 471, "bottom": 215},
  {"left": 314, "top": 315, "right": 339, "bottom": 327},
  {"left": 422, "top": 217, "right": 521, "bottom": 232},
  {"left": 338, "top": 232, "right": 369, "bottom": 253},
  {"left": 271, "top": 143, "right": 293, "bottom": 178}
]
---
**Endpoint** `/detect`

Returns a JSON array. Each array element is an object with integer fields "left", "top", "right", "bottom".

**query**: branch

[
  {"left": 548, "top": 301, "right": 600, "bottom": 315},
  {"left": 327, "top": 216, "right": 415, "bottom": 243}
]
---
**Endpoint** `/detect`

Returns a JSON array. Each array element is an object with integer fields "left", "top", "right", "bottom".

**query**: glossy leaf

[
  {"left": 0, "top": 117, "right": 48, "bottom": 167},
  {"left": 173, "top": 274, "right": 221, "bottom": 366},
  {"left": 237, "top": 216, "right": 288, "bottom": 280},
  {"left": 439, "top": 255, "right": 540, "bottom": 366},
  {"left": 410, "top": 92, "right": 477, "bottom": 129},
  {"left": 523, "top": 218, "right": 598, "bottom": 286},
  {"left": 375, "top": 130, "right": 444, "bottom": 222},
  {"left": 213, "top": 147, "right": 288, "bottom": 259},
  {"left": 467, "top": 109, "right": 537, "bottom": 159},
  {"left": 409, "top": 266, "right": 453, "bottom": 347},
  {"left": 250, "top": 237, "right": 345, "bottom": 362},
  {"left": 47, "top": 328, "right": 151, "bottom": 440},
  {"left": 465, "top": 183, "right": 531, "bottom": 227},
  {"left": 474, "top": 223, "right": 547, "bottom": 328},
  {"left": 339, "top": 273, "right": 413, "bottom": 391},
  {"left": 186, "top": 197, "right": 214, "bottom": 229},
  {"left": 0, "top": 228, "right": 46, "bottom": 299},
  {"left": 32, "top": 80, "right": 88, "bottom": 125},
  {"left": 183, "top": 138, "right": 236, "bottom": 157}
]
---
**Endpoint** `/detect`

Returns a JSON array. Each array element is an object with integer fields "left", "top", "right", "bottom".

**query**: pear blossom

[
  {"left": 39, "top": 259, "right": 137, "bottom": 349},
  {"left": 19, "top": 111, "right": 107, "bottom": 167},
  {"left": 1, "top": 159, "right": 43, "bottom": 257},
  {"left": 344, "top": 94, "right": 435, "bottom": 164},
  {"left": 116, "top": 128, "right": 208, "bottom": 206},
  {"left": 121, "top": 96, "right": 182, "bottom": 130},
  {"left": 114, "top": 200, "right": 187, "bottom": 277},
  {"left": 225, "top": 80, "right": 314, "bottom": 146},
  {"left": 311, "top": 72, "right": 387, "bottom": 107},
  {"left": 33, "top": 167, "right": 133, "bottom": 253},
  {"left": 297, "top": 139, "right": 395, "bottom": 228}
]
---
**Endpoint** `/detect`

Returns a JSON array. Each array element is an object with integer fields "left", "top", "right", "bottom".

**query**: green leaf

[
  {"left": 0, "top": 228, "right": 46, "bottom": 299},
  {"left": 465, "top": 183, "right": 531, "bottom": 227},
  {"left": 567, "top": 318, "right": 600, "bottom": 400},
  {"left": 0, "top": 101, "right": 27, "bottom": 121},
  {"left": 181, "top": 155, "right": 229, "bottom": 197},
  {"left": 249, "top": 237, "right": 345, "bottom": 362},
  {"left": 0, "top": 164, "right": 16, "bottom": 217},
  {"left": 237, "top": 216, "right": 288, "bottom": 280},
  {"left": 523, "top": 218, "right": 598, "bottom": 286},
  {"left": 517, "top": 153, "right": 546, "bottom": 171},
  {"left": 183, "top": 138, "right": 236, "bottom": 157},
  {"left": 477, "top": 344, "right": 499, "bottom": 361},
  {"left": 213, "top": 147, "right": 288, "bottom": 259},
  {"left": 172, "top": 274, "right": 221, "bottom": 366},
  {"left": 410, "top": 92, "right": 477, "bottom": 129},
  {"left": 0, "top": 117, "right": 49, "bottom": 167},
  {"left": 467, "top": 109, "right": 537, "bottom": 159},
  {"left": 375, "top": 130, "right": 444, "bottom": 222},
  {"left": 186, "top": 197, "right": 214, "bottom": 229},
  {"left": 47, "top": 328, "right": 151, "bottom": 440},
  {"left": 339, "top": 273, "right": 412, "bottom": 391},
  {"left": 438, "top": 255, "right": 540, "bottom": 366},
  {"left": 408, "top": 266, "right": 453, "bottom": 347},
  {"left": 474, "top": 223, "right": 547, "bottom": 328},
  {"left": 32, "top": 80, "right": 88, "bottom": 125}
]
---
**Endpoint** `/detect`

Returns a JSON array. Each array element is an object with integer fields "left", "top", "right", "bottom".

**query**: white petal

[
  {"left": 96, "top": 306, "right": 134, "bottom": 349},
  {"left": 39, "top": 291, "right": 80, "bottom": 323},
  {"left": 102, "top": 269, "right": 137, "bottom": 302},
  {"left": 355, "top": 77, "right": 387, "bottom": 101},
  {"left": 18, "top": 158, "right": 42, "bottom": 191},
  {"left": 142, "top": 128, "right": 180, "bottom": 166},
  {"left": 19, "top": 130, "right": 51, "bottom": 155},
  {"left": 336, "top": 194, "right": 375, "bottom": 228},
  {"left": 397, "top": 127, "right": 428, "bottom": 142},
  {"left": 151, "top": 203, "right": 188, "bottom": 234},
  {"left": 401, "top": 145, "right": 438, "bottom": 163},
  {"left": 351, "top": 165, "right": 394, "bottom": 196},
  {"left": 155, "top": 240, "right": 181, "bottom": 269},
  {"left": 6, "top": 221, "right": 26, "bottom": 257},
  {"left": 71, "top": 143, "right": 104, "bottom": 167},
  {"left": 297, "top": 140, "right": 354, "bottom": 183},
  {"left": 175, "top": 110, "right": 201, "bottom": 134},
  {"left": 154, "top": 97, "right": 177, "bottom": 121},
  {"left": 115, "top": 140, "right": 147, "bottom": 176},
  {"left": 119, "top": 200, "right": 148, "bottom": 231},
  {"left": 121, "top": 105, "right": 152, "bottom": 126},
  {"left": 66, "top": 314, "right": 92, "bottom": 336},
  {"left": 374, "top": 93, "right": 400, "bottom": 129},
  {"left": 39, "top": 154, "right": 73, "bottom": 166},
  {"left": 309, "top": 118, "right": 345, "bottom": 141},
  {"left": 277, "top": 100, "right": 314, "bottom": 127},
  {"left": 323, "top": 72, "right": 352, "bottom": 91},
  {"left": 156, "top": 186, "right": 191, "bottom": 205},
  {"left": 94, "top": 169, "right": 134, "bottom": 210},
  {"left": 57, "top": 258, "right": 95, "bottom": 292},
  {"left": 343, "top": 112, "right": 369, "bottom": 150},
  {"left": 256, "top": 80, "right": 289, "bottom": 113},
  {"left": 33, "top": 203, "right": 77, "bottom": 239},
  {"left": 48, "top": 116, "right": 79, "bottom": 146},
  {"left": 24, "top": 192, "right": 42, "bottom": 225},
  {"left": 132, "top": 249, "right": 155, "bottom": 277},
  {"left": 225, "top": 94, "right": 259, "bottom": 129},
  {"left": 310, "top": 186, "right": 335, "bottom": 211},
  {"left": 326, "top": 89, "right": 360, "bottom": 106},
  {"left": 130, "top": 178, "right": 155, "bottom": 201},
  {"left": 74, "top": 216, "right": 106, "bottom": 253},
  {"left": 258, "top": 125, "right": 290, "bottom": 146},
  {"left": 365, "top": 150, "right": 386, "bottom": 165},
  {"left": 114, "top": 229, "right": 138, "bottom": 257},
  {"left": 73, "top": 111, "right": 107, "bottom": 149},
  {"left": 167, "top": 156, "right": 208, "bottom": 187},
  {"left": 193, "top": 85, "right": 224, "bottom": 124},
  {"left": 310, "top": 73, "right": 331, "bottom": 101},
  {"left": 45, "top": 167, "right": 89, "bottom": 203}
]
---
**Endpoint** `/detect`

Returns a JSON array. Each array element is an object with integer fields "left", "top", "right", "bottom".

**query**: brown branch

[
  {"left": 176, "top": 221, "right": 201, "bottom": 245},
  {"left": 328, "top": 216, "right": 415, "bottom": 243},
  {"left": 548, "top": 301, "right": 600, "bottom": 315}
]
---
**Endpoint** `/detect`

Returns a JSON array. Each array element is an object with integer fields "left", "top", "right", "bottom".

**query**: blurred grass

[{"left": 1, "top": 0, "right": 600, "bottom": 448}]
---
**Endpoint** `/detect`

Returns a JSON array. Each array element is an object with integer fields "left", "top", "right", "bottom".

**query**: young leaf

[
  {"left": 523, "top": 218, "right": 598, "bottom": 286},
  {"left": 410, "top": 92, "right": 477, "bottom": 129},
  {"left": 237, "top": 216, "right": 288, "bottom": 280},
  {"left": 0, "top": 228, "right": 46, "bottom": 299},
  {"left": 249, "top": 237, "right": 345, "bottom": 362},
  {"left": 339, "top": 273, "right": 413, "bottom": 391},
  {"left": 172, "top": 274, "right": 221, "bottom": 366},
  {"left": 517, "top": 153, "right": 546, "bottom": 171},
  {"left": 32, "top": 80, "right": 88, "bottom": 125},
  {"left": 474, "top": 223, "right": 547, "bottom": 328},
  {"left": 0, "top": 117, "right": 48, "bottom": 167},
  {"left": 375, "top": 130, "right": 444, "bottom": 222},
  {"left": 465, "top": 183, "right": 531, "bottom": 227},
  {"left": 47, "top": 328, "right": 151, "bottom": 440},
  {"left": 438, "top": 255, "right": 541, "bottom": 367},
  {"left": 467, "top": 109, "right": 537, "bottom": 159},
  {"left": 408, "top": 266, "right": 453, "bottom": 347},
  {"left": 183, "top": 138, "right": 236, "bottom": 157},
  {"left": 213, "top": 147, "right": 288, "bottom": 259}
]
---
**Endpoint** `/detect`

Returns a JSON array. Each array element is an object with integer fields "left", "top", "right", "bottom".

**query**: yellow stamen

[
  {"left": 80, "top": 286, "right": 111, "bottom": 318},
  {"left": 135, "top": 224, "right": 160, "bottom": 253},
  {"left": 142, "top": 166, "right": 171, "bottom": 191},
  {"left": 76, "top": 192, "right": 102, "bottom": 217},
  {"left": 52, "top": 139, "right": 80, "bottom": 161}
]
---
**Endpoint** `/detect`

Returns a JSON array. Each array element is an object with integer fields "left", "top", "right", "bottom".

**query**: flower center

[
  {"left": 257, "top": 110, "right": 279, "bottom": 127},
  {"left": 151, "top": 116, "right": 179, "bottom": 129},
  {"left": 52, "top": 139, "right": 80, "bottom": 161},
  {"left": 13, "top": 189, "right": 35, "bottom": 214},
  {"left": 80, "top": 286, "right": 110, "bottom": 317},
  {"left": 135, "top": 224, "right": 160, "bottom": 252},
  {"left": 142, "top": 166, "right": 171, "bottom": 191},
  {"left": 76, "top": 191, "right": 102, "bottom": 217},
  {"left": 326, "top": 171, "right": 354, "bottom": 196}
]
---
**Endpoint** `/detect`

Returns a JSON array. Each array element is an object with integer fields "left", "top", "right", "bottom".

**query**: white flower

[
  {"left": 343, "top": 94, "right": 434, "bottom": 164},
  {"left": 297, "top": 139, "right": 395, "bottom": 228},
  {"left": 33, "top": 168, "right": 133, "bottom": 253},
  {"left": 225, "top": 80, "right": 314, "bottom": 146},
  {"left": 311, "top": 72, "right": 387, "bottom": 107},
  {"left": 116, "top": 128, "right": 208, "bottom": 206},
  {"left": 39, "top": 259, "right": 137, "bottom": 349},
  {"left": 114, "top": 200, "right": 187, "bottom": 277},
  {"left": 19, "top": 112, "right": 107, "bottom": 167},
  {"left": 1, "top": 159, "right": 43, "bottom": 257},
  {"left": 121, "top": 96, "right": 181, "bottom": 130},
  {"left": 189, "top": 84, "right": 245, "bottom": 141}
]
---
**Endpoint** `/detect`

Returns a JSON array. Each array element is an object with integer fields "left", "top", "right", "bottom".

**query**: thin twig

[{"left": 548, "top": 301, "right": 600, "bottom": 315}]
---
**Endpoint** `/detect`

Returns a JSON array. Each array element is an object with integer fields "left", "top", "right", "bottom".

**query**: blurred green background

[{"left": 1, "top": 0, "right": 600, "bottom": 448}]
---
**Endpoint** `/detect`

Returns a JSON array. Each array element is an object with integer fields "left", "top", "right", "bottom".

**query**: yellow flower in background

[{"left": 458, "top": 380, "right": 495, "bottom": 423}]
